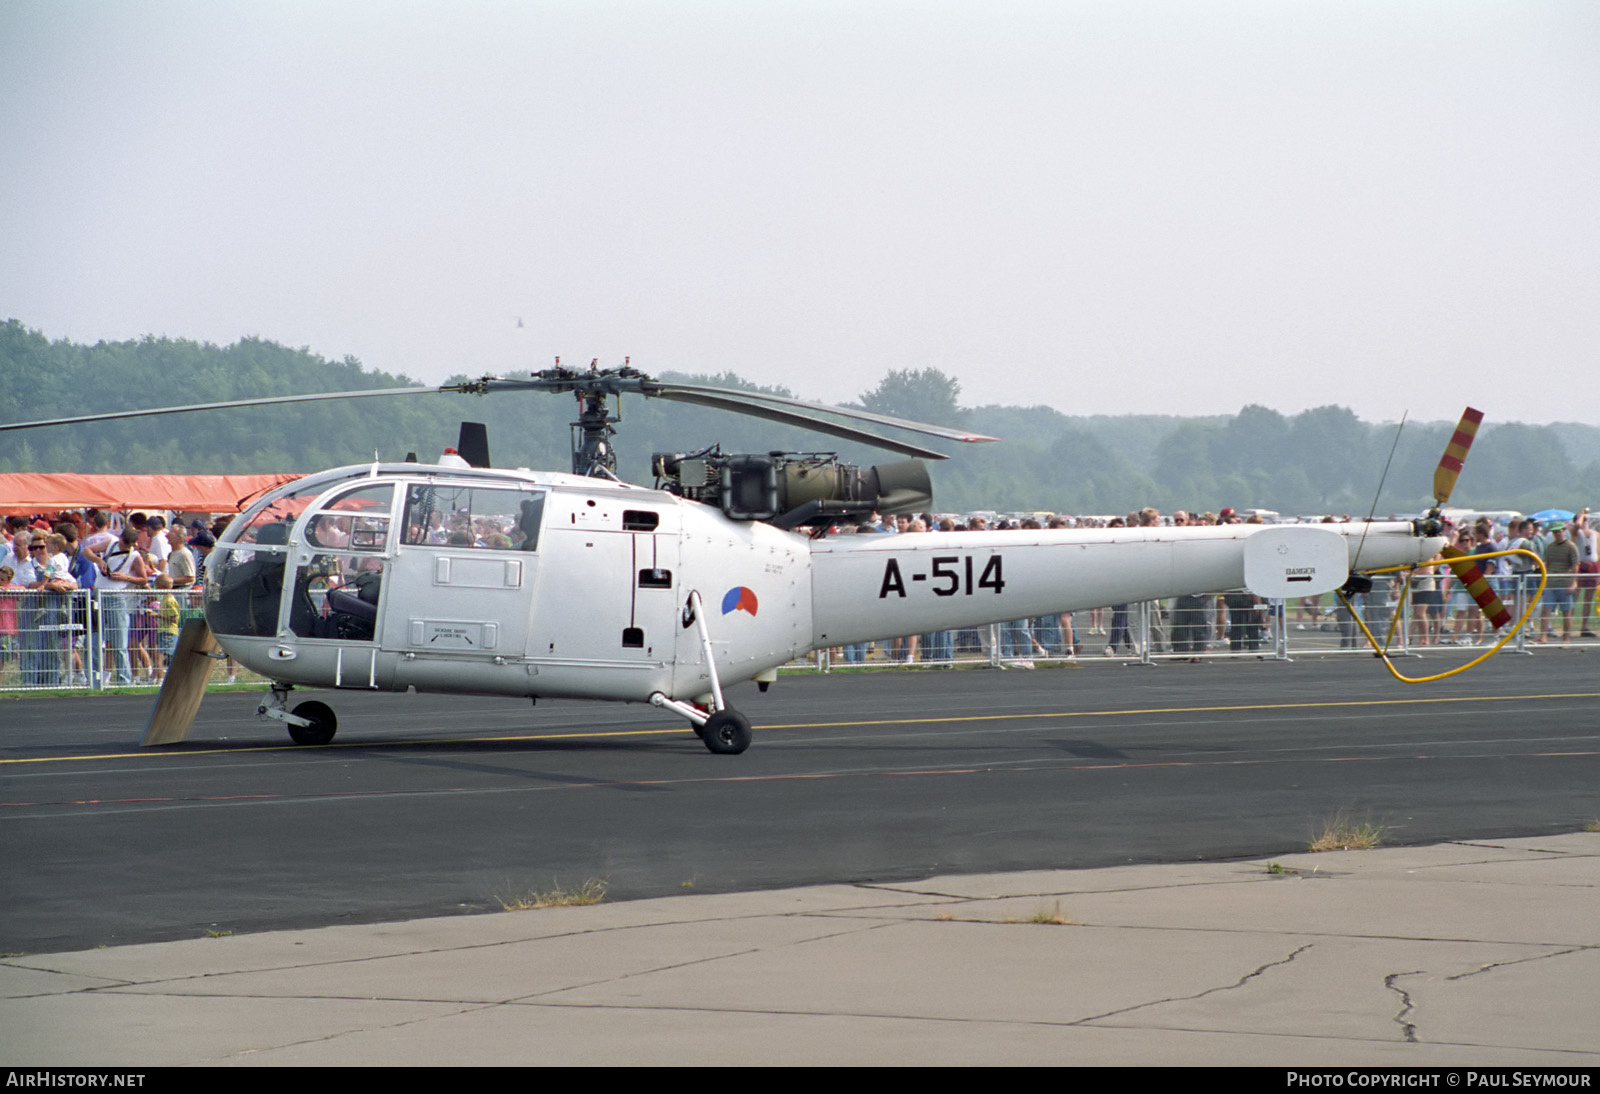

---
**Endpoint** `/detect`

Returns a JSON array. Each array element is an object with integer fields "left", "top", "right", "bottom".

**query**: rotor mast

[
  {"left": 539, "top": 357, "right": 649, "bottom": 477},
  {"left": 572, "top": 386, "right": 619, "bottom": 476}
]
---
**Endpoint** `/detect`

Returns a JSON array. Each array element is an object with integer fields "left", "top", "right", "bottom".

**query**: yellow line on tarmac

[
  {"left": 3, "top": 692, "right": 1595, "bottom": 766},
  {"left": 0, "top": 726, "right": 690, "bottom": 764},
  {"left": 758, "top": 692, "right": 1600, "bottom": 731}
]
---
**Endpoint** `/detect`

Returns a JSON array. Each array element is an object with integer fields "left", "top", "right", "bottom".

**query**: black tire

[
  {"left": 701, "top": 709, "right": 751, "bottom": 755},
  {"left": 288, "top": 700, "right": 337, "bottom": 746}
]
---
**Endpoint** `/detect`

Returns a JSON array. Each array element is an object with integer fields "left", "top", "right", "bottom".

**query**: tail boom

[{"left": 809, "top": 523, "right": 1440, "bottom": 648}]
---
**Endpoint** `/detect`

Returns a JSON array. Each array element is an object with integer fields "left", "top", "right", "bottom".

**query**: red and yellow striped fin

[{"left": 1440, "top": 544, "right": 1512, "bottom": 629}]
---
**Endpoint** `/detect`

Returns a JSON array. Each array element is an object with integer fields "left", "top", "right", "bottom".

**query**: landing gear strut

[
  {"left": 258, "top": 685, "right": 339, "bottom": 746},
  {"left": 648, "top": 589, "right": 754, "bottom": 755}
]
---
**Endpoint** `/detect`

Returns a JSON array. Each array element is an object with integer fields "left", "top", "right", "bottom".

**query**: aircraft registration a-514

[{"left": 3, "top": 364, "right": 1508, "bottom": 754}]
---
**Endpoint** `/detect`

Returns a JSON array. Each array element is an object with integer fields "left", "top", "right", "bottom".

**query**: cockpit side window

[
  {"left": 305, "top": 484, "right": 395, "bottom": 552},
  {"left": 324, "top": 484, "right": 395, "bottom": 512},
  {"left": 403, "top": 484, "right": 545, "bottom": 551}
]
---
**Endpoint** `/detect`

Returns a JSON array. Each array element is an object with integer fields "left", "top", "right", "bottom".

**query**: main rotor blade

[
  {"left": 1433, "top": 406, "right": 1483, "bottom": 507},
  {"left": 651, "top": 388, "right": 950, "bottom": 459},
  {"left": 458, "top": 372, "right": 953, "bottom": 458},
  {"left": 653, "top": 381, "right": 1000, "bottom": 445},
  {"left": 0, "top": 368, "right": 974, "bottom": 462},
  {"left": 0, "top": 385, "right": 445, "bottom": 433}
]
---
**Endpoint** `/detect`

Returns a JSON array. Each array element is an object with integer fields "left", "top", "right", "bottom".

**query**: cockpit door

[
  {"left": 287, "top": 482, "right": 396, "bottom": 644},
  {"left": 379, "top": 481, "right": 544, "bottom": 668}
]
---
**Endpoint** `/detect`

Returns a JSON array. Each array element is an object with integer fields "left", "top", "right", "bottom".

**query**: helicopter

[{"left": 3, "top": 364, "right": 1495, "bottom": 754}]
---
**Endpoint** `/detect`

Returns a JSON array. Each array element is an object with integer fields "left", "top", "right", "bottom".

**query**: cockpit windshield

[{"left": 226, "top": 478, "right": 335, "bottom": 543}]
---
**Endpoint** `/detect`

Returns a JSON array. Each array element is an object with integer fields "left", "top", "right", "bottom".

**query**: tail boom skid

[{"left": 1339, "top": 548, "right": 1547, "bottom": 683}]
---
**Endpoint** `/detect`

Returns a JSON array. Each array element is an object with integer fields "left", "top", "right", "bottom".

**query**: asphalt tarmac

[{"left": 3, "top": 650, "right": 1597, "bottom": 955}]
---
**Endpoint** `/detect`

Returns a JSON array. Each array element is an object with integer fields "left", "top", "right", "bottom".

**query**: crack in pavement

[
  {"left": 1077, "top": 942, "right": 1315, "bottom": 1024},
  {"left": 505, "top": 918, "right": 900, "bottom": 1002},
  {"left": 1384, "top": 970, "right": 1422, "bottom": 1042},
  {"left": 856, "top": 875, "right": 1284, "bottom": 902},
  {"left": 1, "top": 910, "right": 907, "bottom": 998},
  {"left": 1445, "top": 944, "right": 1594, "bottom": 981}
]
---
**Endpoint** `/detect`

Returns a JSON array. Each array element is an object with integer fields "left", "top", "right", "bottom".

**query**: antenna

[{"left": 1354, "top": 411, "right": 1406, "bottom": 567}]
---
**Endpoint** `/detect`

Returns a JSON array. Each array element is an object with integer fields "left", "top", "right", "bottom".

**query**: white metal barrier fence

[
  {"left": 806, "top": 577, "right": 1596, "bottom": 671},
  {"left": 0, "top": 588, "right": 228, "bottom": 691},
  {"left": 0, "top": 579, "right": 1589, "bottom": 690}
]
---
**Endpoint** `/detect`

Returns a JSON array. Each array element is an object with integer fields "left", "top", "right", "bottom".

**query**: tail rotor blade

[
  {"left": 1440, "top": 545, "right": 1513, "bottom": 630},
  {"left": 1433, "top": 407, "right": 1483, "bottom": 507}
]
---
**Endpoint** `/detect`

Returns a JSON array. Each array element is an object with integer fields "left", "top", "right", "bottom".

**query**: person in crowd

[
  {"left": 2, "top": 528, "right": 32, "bottom": 585},
  {"left": 1455, "top": 524, "right": 1501, "bottom": 646},
  {"left": 0, "top": 563, "right": 22, "bottom": 683},
  {"left": 1410, "top": 550, "right": 1445, "bottom": 647},
  {"left": 13, "top": 533, "right": 67, "bottom": 686},
  {"left": 1540, "top": 521, "right": 1580, "bottom": 643},
  {"left": 1223, "top": 588, "right": 1264, "bottom": 652},
  {"left": 144, "top": 515, "right": 172, "bottom": 574},
  {"left": 1505, "top": 519, "right": 1542, "bottom": 616},
  {"left": 33, "top": 532, "right": 82, "bottom": 685},
  {"left": 1172, "top": 590, "right": 1209, "bottom": 661},
  {"left": 98, "top": 527, "right": 147, "bottom": 687},
  {"left": 52, "top": 522, "right": 98, "bottom": 686},
  {"left": 1102, "top": 518, "right": 1135, "bottom": 656},
  {"left": 891, "top": 517, "right": 926, "bottom": 663},
  {"left": 165, "top": 526, "right": 196, "bottom": 590},
  {"left": 1572, "top": 509, "right": 1597, "bottom": 638},
  {"left": 130, "top": 582, "right": 158, "bottom": 683},
  {"left": 1442, "top": 528, "right": 1480, "bottom": 644},
  {"left": 190, "top": 530, "right": 216, "bottom": 583},
  {"left": 152, "top": 574, "right": 180, "bottom": 678},
  {"left": 82, "top": 511, "right": 116, "bottom": 567}
]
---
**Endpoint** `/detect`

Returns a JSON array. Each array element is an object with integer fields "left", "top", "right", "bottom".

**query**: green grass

[
  {"left": 1309, "top": 813, "right": 1386, "bottom": 852},
  {"left": 998, "top": 901, "right": 1075, "bottom": 925},
  {"left": 1025, "top": 902, "right": 1074, "bottom": 925},
  {"left": 498, "top": 878, "right": 608, "bottom": 911}
]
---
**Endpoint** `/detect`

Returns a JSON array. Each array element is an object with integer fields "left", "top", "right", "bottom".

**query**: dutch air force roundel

[{"left": 721, "top": 586, "right": 759, "bottom": 616}]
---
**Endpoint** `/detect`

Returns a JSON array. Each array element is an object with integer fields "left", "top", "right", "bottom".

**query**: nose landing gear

[
  {"left": 699, "top": 709, "right": 753, "bottom": 755},
  {"left": 259, "top": 685, "right": 339, "bottom": 746}
]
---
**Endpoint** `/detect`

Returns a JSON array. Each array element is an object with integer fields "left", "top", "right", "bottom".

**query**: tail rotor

[{"left": 1345, "top": 406, "right": 1540, "bottom": 681}]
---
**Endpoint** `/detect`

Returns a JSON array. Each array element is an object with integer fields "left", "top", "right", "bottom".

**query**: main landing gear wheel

[
  {"left": 701, "top": 709, "right": 752, "bottom": 755},
  {"left": 288, "top": 700, "right": 337, "bottom": 746}
]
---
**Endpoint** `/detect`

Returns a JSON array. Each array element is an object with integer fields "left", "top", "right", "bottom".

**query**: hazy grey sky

[{"left": 4, "top": 1, "right": 1597, "bottom": 425}]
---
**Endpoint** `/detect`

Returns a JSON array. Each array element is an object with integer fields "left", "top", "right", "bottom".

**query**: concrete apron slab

[{"left": 2, "top": 835, "right": 1596, "bottom": 1066}]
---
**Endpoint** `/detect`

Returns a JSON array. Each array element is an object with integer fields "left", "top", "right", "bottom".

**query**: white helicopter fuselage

[
  {"left": 205, "top": 461, "right": 1442, "bottom": 706},
  {"left": 206, "top": 461, "right": 809, "bottom": 704}
]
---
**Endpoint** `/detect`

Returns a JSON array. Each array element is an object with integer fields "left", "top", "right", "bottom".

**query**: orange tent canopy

[{"left": 0, "top": 473, "right": 302, "bottom": 515}]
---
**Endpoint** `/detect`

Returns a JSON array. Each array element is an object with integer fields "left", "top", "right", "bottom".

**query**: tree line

[{"left": 2, "top": 322, "right": 1594, "bottom": 516}]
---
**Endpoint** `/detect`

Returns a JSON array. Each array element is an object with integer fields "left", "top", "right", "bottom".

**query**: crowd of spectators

[{"left": 0, "top": 508, "right": 224, "bottom": 687}]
